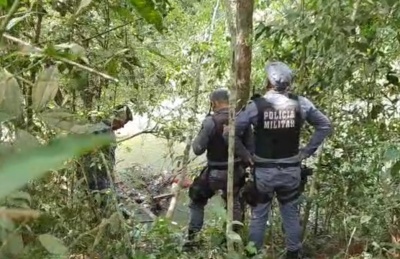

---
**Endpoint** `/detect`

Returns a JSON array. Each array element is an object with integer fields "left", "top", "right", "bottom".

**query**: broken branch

[
  {"left": 2, "top": 33, "right": 119, "bottom": 83},
  {"left": 117, "top": 128, "right": 157, "bottom": 143}
]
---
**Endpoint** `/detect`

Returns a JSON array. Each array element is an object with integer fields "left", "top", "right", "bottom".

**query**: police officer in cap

[
  {"left": 186, "top": 88, "right": 253, "bottom": 245},
  {"left": 232, "top": 62, "right": 332, "bottom": 258}
]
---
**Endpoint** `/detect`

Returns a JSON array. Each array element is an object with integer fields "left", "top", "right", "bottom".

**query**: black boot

[
  {"left": 286, "top": 250, "right": 302, "bottom": 259},
  {"left": 182, "top": 230, "right": 199, "bottom": 251}
]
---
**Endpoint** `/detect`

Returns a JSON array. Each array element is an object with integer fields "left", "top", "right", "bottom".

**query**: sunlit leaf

[
  {"left": 128, "top": 0, "right": 163, "bottom": 32},
  {"left": 0, "top": 134, "right": 112, "bottom": 199},
  {"left": 32, "top": 66, "right": 60, "bottom": 111},
  {"left": 226, "top": 229, "right": 242, "bottom": 244},
  {"left": 55, "top": 43, "right": 88, "bottom": 63},
  {"left": 360, "top": 215, "right": 372, "bottom": 224},
  {"left": 6, "top": 13, "right": 32, "bottom": 30},
  {"left": 38, "top": 234, "right": 68, "bottom": 255},
  {"left": 76, "top": 0, "right": 92, "bottom": 14}
]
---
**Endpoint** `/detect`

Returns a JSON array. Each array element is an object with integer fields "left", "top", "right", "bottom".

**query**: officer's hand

[
  {"left": 299, "top": 151, "right": 308, "bottom": 161},
  {"left": 244, "top": 155, "right": 254, "bottom": 167},
  {"left": 223, "top": 124, "right": 229, "bottom": 135},
  {"left": 248, "top": 157, "right": 254, "bottom": 166}
]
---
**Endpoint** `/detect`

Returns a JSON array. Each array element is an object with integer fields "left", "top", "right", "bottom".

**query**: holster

[
  {"left": 299, "top": 165, "right": 313, "bottom": 193},
  {"left": 241, "top": 164, "right": 311, "bottom": 206},
  {"left": 188, "top": 166, "right": 214, "bottom": 204},
  {"left": 240, "top": 167, "right": 262, "bottom": 206}
]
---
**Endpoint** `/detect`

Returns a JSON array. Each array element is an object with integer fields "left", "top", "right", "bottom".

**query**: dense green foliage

[{"left": 0, "top": 0, "right": 400, "bottom": 258}]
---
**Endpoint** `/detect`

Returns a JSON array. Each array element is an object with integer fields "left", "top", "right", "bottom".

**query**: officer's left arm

[
  {"left": 299, "top": 96, "right": 333, "bottom": 158},
  {"left": 223, "top": 102, "right": 258, "bottom": 162},
  {"left": 192, "top": 117, "right": 215, "bottom": 156}
]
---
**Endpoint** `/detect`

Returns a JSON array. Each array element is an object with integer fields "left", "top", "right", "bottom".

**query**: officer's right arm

[{"left": 192, "top": 117, "right": 215, "bottom": 156}]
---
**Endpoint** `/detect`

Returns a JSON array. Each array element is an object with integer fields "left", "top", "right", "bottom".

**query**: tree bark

[
  {"left": 223, "top": 0, "right": 254, "bottom": 253},
  {"left": 223, "top": 0, "right": 237, "bottom": 253},
  {"left": 235, "top": 0, "right": 254, "bottom": 111}
]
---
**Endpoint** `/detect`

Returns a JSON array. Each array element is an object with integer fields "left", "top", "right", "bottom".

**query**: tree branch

[
  {"left": 2, "top": 33, "right": 119, "bottom": 83},
  {"left": 82, "top": 22, "right": 132, "bottom": 42},
  {"left": 116, "top": 128, "right": 158, "bottom": 143}
]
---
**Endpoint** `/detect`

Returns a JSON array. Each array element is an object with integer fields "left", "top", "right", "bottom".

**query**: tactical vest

[
  {"left": 206, "top": 111, "right": 229, "bottom": 163},
  {"left": 253, "top": 94, "right": 302, "bottom": 159}
]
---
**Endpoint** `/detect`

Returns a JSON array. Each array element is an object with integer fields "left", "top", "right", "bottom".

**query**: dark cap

[
  {"left": 265, "top": 61, "right": 293, "bottom": 91},
  {"left": 209, "top": 88, "right": 230, "bottom": 102}
]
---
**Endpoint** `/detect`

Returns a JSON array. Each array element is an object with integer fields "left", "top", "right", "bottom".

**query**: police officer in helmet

[
  {"left": 232, "top": 62, "right": 332, "bottom": 258},
  {"left": 186, "top": 88, "right": 253, "bottom": 246}
]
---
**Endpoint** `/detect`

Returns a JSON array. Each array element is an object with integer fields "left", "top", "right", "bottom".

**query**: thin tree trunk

[
  {"left": 27, "top": 0, "right": 44, "bottom": 129},
  {"left": 235, "top": 0, "right": 254, "bottom": 111},
  {"left": 165, "top": 0, "right": 221, "bottom": 219},
  {"left": 223, "top": 0, "right": 237, "bottom": 253},
  {"left": 224, "top": 0, "right": 254, "bottom": 253},
  {"left": 226, "top": 85, "right": 237, "bottom": 253}
]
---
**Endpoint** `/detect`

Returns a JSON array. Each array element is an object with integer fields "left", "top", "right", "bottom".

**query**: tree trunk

[
  {"left": 165, "top": 0, "right": 221, "bottom": 219},
  {"left": 224, "top": 0, "right": 254, "bottom": 253},
  {"left": 223, "top": 0, "right": 237, "bottom": 254},
  {"left": 235, "top": 0, "right": 254, "bottom": 111}
]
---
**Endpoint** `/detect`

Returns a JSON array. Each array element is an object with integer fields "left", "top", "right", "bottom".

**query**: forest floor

[{"left": 111, "top": 129, "right": 389, "bottom": 259}]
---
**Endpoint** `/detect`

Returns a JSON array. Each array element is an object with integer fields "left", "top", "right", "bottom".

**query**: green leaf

[
  {"left": 7, "top": 191, "right": 32, "bottom": 206},
  {"left": 128, "top": 0, "right": 163, "bottom": 32},
  {"left": 232, "top": 220, "right": 244, "bottom": 226},
  {"left": 55, "top": 43, "right": 88, "bottom": 63},
  {"left": 226, "top": 229, "right": 242, "bottom": 244},
  {"left": 40, "top": 110, "right": 77, "bottom": 131},
  {"left": 384, "top": 147, "right": 399, "bottom": 161},
  {"left": 6, "top": 13, "right": 32, "bottom": 30},
  {"left": 0, "top": 111, "right": 13, "bottom": 123},
  {"left": 76, "top": 0, "right": 92, "bottom": 14},
  {"left": 32, "top": 66, "right": 60, "bottom": 111},
  {"left": 0, "top": 0, "right": 7, "bottom": 7},
  {"left": 0, "top": 69, "right": 23, "bottom": 117},
  {"left": 360, "top": 215, "right": 372, "bottom": 224},
  {"left": 0, "top": 134, "right": 112, "bottom": 199},
  {"left": 38, "top": 234, "right": 68, "bottom": 255},
  {"left": 390, "top": 160, "right": 400, "bottom": 178},
  {"left": 3, "top": 233, "right": 24, "bottom": 257},
  {"left": 245, "top": 241, "right": 258, "bottom": 254},
  {"left": 14, "top": 130, "right": 40, "bottom": 151}
]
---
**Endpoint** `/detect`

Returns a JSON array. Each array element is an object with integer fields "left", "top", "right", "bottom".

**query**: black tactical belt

[
  {"left": 208, "top": 161, "right": 241, "bottom": 170},
  {"left": 253, "top": 162, "right": 300, "bottom": 168}
]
